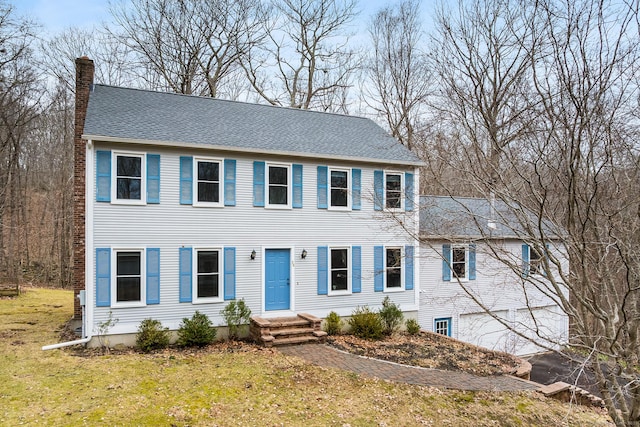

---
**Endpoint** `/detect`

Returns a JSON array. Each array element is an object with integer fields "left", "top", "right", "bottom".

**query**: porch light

[
  {"left": 250, "top": 250, "right": 256, "bottom": 260},
  {"left": 301, "top": 249, "right": 307, "bottom": 259}
]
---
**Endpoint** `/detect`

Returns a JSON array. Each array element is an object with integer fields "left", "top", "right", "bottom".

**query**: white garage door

[
  {"left": 458, "top": 310, "right": 511, "bottom": 353},
  {"left": 514, "top": 306, "right": 567, "bottom": 355}
]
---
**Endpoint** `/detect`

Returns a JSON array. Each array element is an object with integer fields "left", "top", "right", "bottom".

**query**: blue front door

[{"left": 265, "top": 249, "right": 290, "bottom": 311}]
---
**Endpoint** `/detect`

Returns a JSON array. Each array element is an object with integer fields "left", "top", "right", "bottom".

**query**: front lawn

[{"left": 0, "top": 288, "right": 611, "bottom": 426}]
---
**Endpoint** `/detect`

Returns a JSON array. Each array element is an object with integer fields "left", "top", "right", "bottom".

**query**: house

[
  {"left": 418, "top": 195, "right": 570, "bottom": 355},
  {"left": 71, "top": 57, "right": 422, "bottom": 346}
]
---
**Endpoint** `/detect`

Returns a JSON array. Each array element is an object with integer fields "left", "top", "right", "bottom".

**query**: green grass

[{"left": 0, "top": 288, "right": 612, "bottom": 426}]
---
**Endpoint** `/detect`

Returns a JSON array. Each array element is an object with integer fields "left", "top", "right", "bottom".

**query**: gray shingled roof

[
  {"left": 83, "top": 84, "right": 421, "bottom": 165},
  {"left": 420, "top": 195, "right": 562, "bottom": 239}
]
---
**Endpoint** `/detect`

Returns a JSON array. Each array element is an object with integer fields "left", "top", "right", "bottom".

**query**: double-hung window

[
  {"left": 113, "top": 152, "right": 145, "bottom": 204},
  {"left": 113, "top": 249, "right": 145, "bottom": 307},
  {"left": 194, "top": 249, "right": 222, "bottom": 303},
  {"left": 194, "top": 158, "right": 221, "bottom": 206},
  {"left": 329, "top": 168, "right": 350, "bottom": 209},
  {"left": 330, "top": 247, "right": 350, "bottom": 294},
  {"left": 267, "top": 164, "right": 290, "bottom": 208},
  {"left": 451, "top": 245, "right": 467, "bottom": 280},
  {"left": 386, "top": 247, "right": 402, "bottom": 290},
  {"left": 385, "top": 172, "right": 402, "bottom": 209},
  {"left": 529, "top": 247, "right": 542, "bottom": 275}
]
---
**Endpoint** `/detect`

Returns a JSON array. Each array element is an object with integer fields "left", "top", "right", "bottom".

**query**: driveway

[{"left": 528, "top": 352, "right": 602, "bottom": 397}]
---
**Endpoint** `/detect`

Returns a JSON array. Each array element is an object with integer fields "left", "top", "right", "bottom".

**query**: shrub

[
  {"left": 405, "top": 318, "right": 421, "bottom": 335},
  {"left": 324, "top": 311, "right": 343, "bottom": 335},
  {"left": 177, "top": 311, "right": 217, "bottom": 347},
  {"left": 136, "top": 318, "right": 170, "bottom": 352},
  {"left": 348, "top": 306, "right": 384, "bottom": 340},
  {"left": 220, "top": 299, "right": 252, "bottom": 340},
  {"left": 378, "top": 296, "right": 404, "bottom": 335}
]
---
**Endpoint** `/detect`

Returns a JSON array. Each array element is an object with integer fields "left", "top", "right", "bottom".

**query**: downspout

[
  {"left": 43, "top": 139, "right": 95, "bottom": 350},
  {"left": 42, "top": 290, "right": 92, "bottom": 350}
]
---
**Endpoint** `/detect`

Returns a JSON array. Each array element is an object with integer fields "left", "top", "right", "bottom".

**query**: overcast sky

[{"left": 12, "top": 0, "right": 434, "bottom": 37}]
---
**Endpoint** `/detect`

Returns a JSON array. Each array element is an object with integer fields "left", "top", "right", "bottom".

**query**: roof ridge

[{"left": 92, "top": 84, "right": 372, "bottom": 122}]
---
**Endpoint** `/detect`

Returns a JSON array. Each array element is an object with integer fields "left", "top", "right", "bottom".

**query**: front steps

[
  {"left": 250, "top": 313, "right": 327, "bottom": 347},
  {"left": 538, "top": 382, "right": 605, "bottom": 408}
]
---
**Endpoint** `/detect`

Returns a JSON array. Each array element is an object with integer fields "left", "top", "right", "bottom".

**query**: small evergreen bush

[
  {"left": 220, "top": 299, "right": 252, "bottom": 340},
  {"left": 378, "top": 296, "right": 404, "bottom": 335},
  {"left": 324, "top": 311, "right": 343, "bottom": 335},
  {"left": 177, "top": 311, "right": 217, "bottom": 347},
  {"left": 136, "top": 318, "right": 170, "bottom": 352},
  {"left": 405, "top": 318, "right": 421, "bottom": 335},
  {"left": 348, "top": 306, "right": 384, "bottom": 340}
]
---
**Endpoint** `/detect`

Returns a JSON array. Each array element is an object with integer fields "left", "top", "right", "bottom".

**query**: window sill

[
  {"left": 383, "top": 287, "right": 404, "bottom": 293},
  {"left": 110, "top": 301, "right": 146, "bottom": 308},
  {"left": 265, "top": 204, "right": 292, "bottom": 210},
  {"left": 192, "top": 298, "right": 223, "bottom": 304},
  {"left": 328, "top": 290, "right": 352, "bottom": 296},
  {"left": 328, "top": 206, "right": 352, "bottom": 212},
  {"left": 111, "top": 199, "right": 147, "bottom": 206},
  {"left": 192, "top": 202, "right": 223, "bottom": 208}
]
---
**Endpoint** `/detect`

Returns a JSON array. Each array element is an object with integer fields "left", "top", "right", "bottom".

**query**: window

[
  {"left": 195, "top": 158, "right": 221, "bottom": 206},
  {"left": 330, "top": 168, "right": 349, "bottom": 209},
  {"left": 194, "top": 249, "right": 221, "bottom": 302},
  {"left": 114, "top": 152, "right": 145, "bottom": 203},
  {"left": 385, "top": 173, "right": 402, "bottom": 209},
  {"left": 113, "top": 249, "right": 145, "bottom": 307},
  {"left": 267, "top": 164, "right": 290, "bottom": 207},
  {"left": 452, "top": 246, "right": 467, "bottom": 279},
  {"left": 434, "top": 317, "right": 451, "bottom": 336},
  {"left": 330, "top": 247, "right": 350, "bottom": 294},
  {"left": 386, "top": 247, "right": 402, "bottom": 289}
]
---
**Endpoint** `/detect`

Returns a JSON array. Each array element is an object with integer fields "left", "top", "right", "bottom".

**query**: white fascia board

[{"left": 82, "top": 134, "right": 426, "bottom": 167}]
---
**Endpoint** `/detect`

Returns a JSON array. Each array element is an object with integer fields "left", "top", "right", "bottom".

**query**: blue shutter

[
  {"left": 374, "top": 246, "right": 384, "bottom": 292},
  {"left": 146, "top": 248, "right": 160, "bottom": 304},
  {"left": 442, "top": 244, "right": 451, "bottom": 282},
  {"left": 180, "top": 156, "right": 193, "bottom": 205},
  {"left": 96, "top": 150, "right": 111, "bottom": 202},
  {"left": 292, "top": 164, "right": 303, "bottom": 208},
  {"left": 405, "top": 172, "right": 414, "bottom": 212},
  {"left": 374, "top": 170, "right": 384, "bottom": 211},
  {"left": 179, "top": 247, "right": 192, "bottom": 302},
  {"left": 352, "top": 169, "right": 361, "bottom": 210},
  {"left": 317, "top": 166, "right": 328, "bottom": 209},
  {"left": 95, "top": 248, "right": 111, "bottom": 307},
  {"left": 522, "top": 244, "right": 530, "bottom": 278},
  {"left": 147, "top": 154, "right": 160, "bottom": 204},
  {"left": 224, "top": 159, "right": 236, "bottom": 206},
  {"left": 224, "top": 247, "right": 236, "bottom": 300},
  {"left": 469, "top": 244, "right": 476, "bottom": 280},
  {"left": 253, "top": 161, "right": 265, "bottom": 207},
  {"left": 352, "top": 246, "right": 361, "bottom": 293},
  {"left": 405, "top": 245, "right": 414, "bottom": 290},
  {"left": 317, "top": 246, "right": 328, "bottom": 295}
]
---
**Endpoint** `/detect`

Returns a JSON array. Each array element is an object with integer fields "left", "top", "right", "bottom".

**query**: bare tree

[
  {"left": 424, "top": 0, "right": 640, "bottom": 425},
  {"left": 241, "top": 0, "right": 359, "bottom": 111},
  {"left": 108, "top": 0, "right": 266, "bottom": 97},
  {"left": 366, "top": 0, "right": 430, "bottom": 150}
]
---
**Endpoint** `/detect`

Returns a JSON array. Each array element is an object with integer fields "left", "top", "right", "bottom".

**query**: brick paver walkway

[{"left": 279, "top": 344, "right": 540, "bottom": 392}]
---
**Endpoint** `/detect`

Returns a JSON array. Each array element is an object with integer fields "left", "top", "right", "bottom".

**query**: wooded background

[{"left": 1, "top": 1, "right": 639, "bottom": 423}]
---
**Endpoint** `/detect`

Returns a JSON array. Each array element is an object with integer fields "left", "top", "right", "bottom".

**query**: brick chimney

[{"left": 73, "top": 57, "right": 94, "bottom": 319}]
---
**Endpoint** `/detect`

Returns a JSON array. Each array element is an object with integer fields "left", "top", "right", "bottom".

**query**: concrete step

[
  {"left": 272, "top": 335, "right": 321, "bottom": 346},
  {"left": 272, "top": 327, "right": 315, "bottom": 337}
]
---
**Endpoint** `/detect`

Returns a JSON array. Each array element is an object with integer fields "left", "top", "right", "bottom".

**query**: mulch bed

[{"left": 327, "top": 331, "right": 521, "bottom": 376}]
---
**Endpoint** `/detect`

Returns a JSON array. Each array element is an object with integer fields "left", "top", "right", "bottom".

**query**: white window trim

[
  {"left": 193, "top": 156, "right": 223, "bottom": 208},
  {"left": 328, "top": 246, "right": 351, "bottom": 296},
  {"left": 434, "top": 317, "right": 452, "bottom": 336},
  {"left": 192, "top": 247, "right": 223, "bottom": 304},
  {"left": 384, "top": 171, "right": 404, "bottom": 212},
  {"left": 111, "top": 151, "right": 146, "bottom": 205},
  {"left": 384, "top": 245, "right": 404, "bottom": 292},
  {"left": 111, "top": 247, "right": 146, "bottom": 308},
  {"left": 266, "top": 162, "right": 292, "bottom": 210},
  {"left": 328, "top": 167, "right": 352, "bottom": 211},
  {"left": 451, "top": 244, "right": 469, "bottom": 282}
]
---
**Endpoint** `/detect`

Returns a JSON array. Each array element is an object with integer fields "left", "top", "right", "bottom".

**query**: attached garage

[
  {"left": 458, "top": 310, "right": 511, "bottom": 353},
  {"left": 513, "top": 305, "right": 568, "bottom": 355}
]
